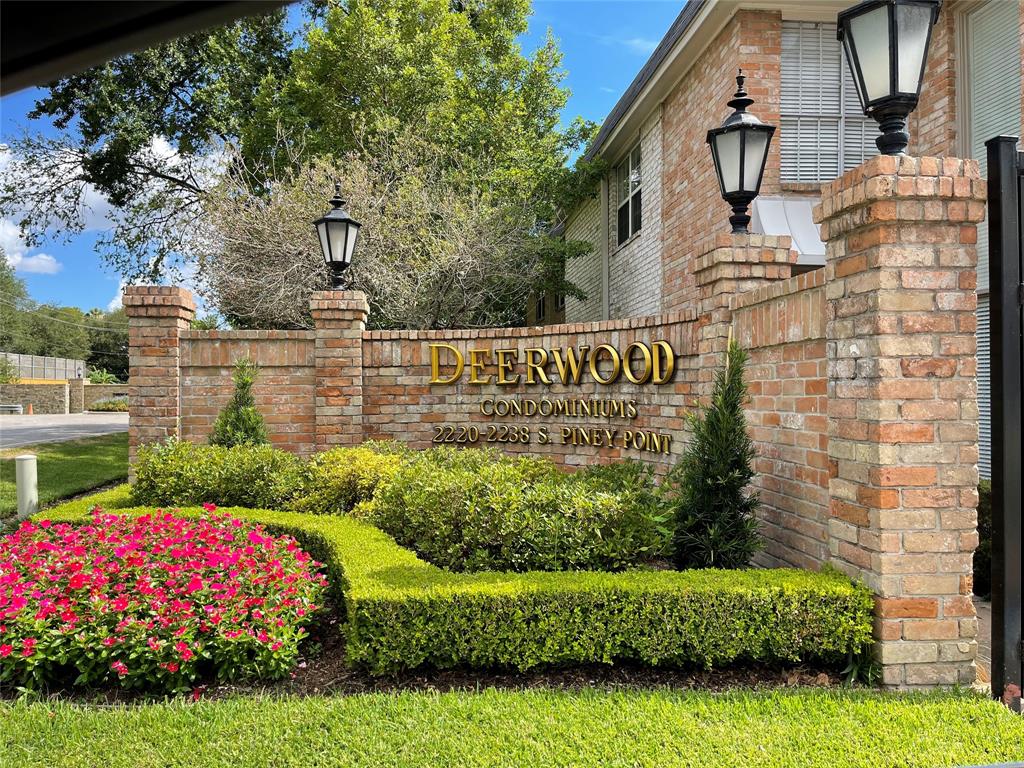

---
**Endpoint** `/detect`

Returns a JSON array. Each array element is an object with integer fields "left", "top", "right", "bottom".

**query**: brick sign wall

[
  {"left": 363, "top": 311, "right": 699, "bottom": 471},
  {"left": 125, "top": 154, "right": 985, "bottom": 689}
]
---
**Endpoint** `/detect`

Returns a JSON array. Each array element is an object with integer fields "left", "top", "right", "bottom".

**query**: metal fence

[{"left": 0, "top": 352, "right": 85, "bottom": 381}]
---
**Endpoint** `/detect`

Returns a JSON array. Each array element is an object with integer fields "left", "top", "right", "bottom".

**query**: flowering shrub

[{"left": 0, "top": 506, "right": 327, "bottom": 692}]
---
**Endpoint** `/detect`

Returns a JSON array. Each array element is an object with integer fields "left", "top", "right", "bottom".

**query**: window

[
  {"left": 534, "top": 293, "right": 546, "bottom": 322},
  {"left": 615, "top": 143, "right": 642, "bottom": 245},
  {"left": 780, "top": 21, "right": 877, "bottom": 182}
]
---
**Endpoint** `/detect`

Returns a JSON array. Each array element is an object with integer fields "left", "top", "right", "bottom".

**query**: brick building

[{"left": 557, "top": 0, "right": 1023, "bottom": 477}]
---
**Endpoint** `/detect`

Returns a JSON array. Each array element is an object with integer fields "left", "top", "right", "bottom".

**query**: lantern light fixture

[
  {"left": 706, "top": 69, "right": 776, "bottom": 234},
  {"left": 313, "top": 182, "right": 361, "bottom": 289},
  {"left": 837, "top": 0, "right": 942, "bottom": 155}
]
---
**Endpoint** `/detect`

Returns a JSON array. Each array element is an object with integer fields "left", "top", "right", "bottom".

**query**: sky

[{"left": 0, "top": 0, "right": 684, "bottom": 314}]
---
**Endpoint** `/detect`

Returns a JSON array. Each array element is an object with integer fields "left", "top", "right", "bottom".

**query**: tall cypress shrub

[
  {"left": 664, "top": 338, "right": 761, "bottom": 569},
  {"left": 210, "top": 357, "right": 269, "bottom": 448}
]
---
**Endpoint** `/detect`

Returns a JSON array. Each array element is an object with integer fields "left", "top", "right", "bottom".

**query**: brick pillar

[
  {"left": 311, "top": 291, "right": 369, "bottom": 449},
  {"left": 68, "top": 378, "right": 84, "bottom": 414},
  {"left": 693, "top": 233, "right": 797, "bottom": 390},
  {"left": 815, "top": 155, "right": 985, "bottom": 688},
  {"left": 123, "top": 287, "right": 195, "bottom": 466}
]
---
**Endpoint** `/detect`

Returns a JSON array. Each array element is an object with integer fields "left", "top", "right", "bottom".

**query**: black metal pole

[{"left": 985, "top": 134, "right": 1024, "bottom": 711}]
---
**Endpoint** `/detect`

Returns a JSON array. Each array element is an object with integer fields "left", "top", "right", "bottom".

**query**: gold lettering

[
  {"left": 480, "top": 399, "right": 494, "bottom": 416},
  {"left": 626, "top": 400, "right": 638, "bottom": 419},
  {"left": 429, "top": 343, "right": 464, "bottom": 385},
  {"left": 652, "top": 341, "right": 675, "bottom": 384},
  {"left": 551, "top": 346, "right": 587, "bottom": 384},
  {"left": 589, "top": 344, "right": 621, "bottom": 385},
  {"left": 524, "top": 348, "right": 552, "bottom": 384},
  {"left": 622, "top": 342, "right": 653, "bottom": 384},
  {"left": 495, "top": 348, "right": 521, "bottom": 386},
  {"left": 468, "top": 349, "right": 492, "bottom": 384}
]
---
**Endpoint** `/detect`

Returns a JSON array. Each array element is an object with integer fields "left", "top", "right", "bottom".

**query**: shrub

[
  {"left": 87, "top": 368, "right": 119, "bottom": 384},
  {"left": 664, "top": 340, "right": 761, "bottom": 569},
  {"left": 209, "top": 357, "right": 268, "bottom": 448},
  {"left": 131, "top": 439, "right": 302, "bottom": 509},
  {"left": 89, "top": 397, "right": 129, "bottom": 412},
  {"left": 975, "top": 479, "right": 992, "bottom": 599},
  {"left": 289, "top": 446, "right": 403, "bottom": 516},
  {"left": 362, "top": 447, "right": 668, "bottom": 572},
  {"left": 0, "top": 507, "right": 326, "bottom": 691},
  {"left": 41, "top": 494, "right": 875, "bottom": 677},
  {"left": 0, "top": 356, "right": 21, "bottom": 384}
]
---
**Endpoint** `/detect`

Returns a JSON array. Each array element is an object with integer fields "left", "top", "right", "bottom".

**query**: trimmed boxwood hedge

[{"left": 41, "top": 486, "right": 874, "bottom": 675}]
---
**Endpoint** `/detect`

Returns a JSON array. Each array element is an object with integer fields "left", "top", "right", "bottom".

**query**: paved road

[{"left": 0, "top": 413, "right": 129, "bottom": 449}]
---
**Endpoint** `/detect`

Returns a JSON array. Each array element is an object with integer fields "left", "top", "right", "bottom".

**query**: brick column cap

[
  {"left": 310, "top": 290, "right": 370, "bottom": 323},
  {"left": 122, "top": 286, "right": 196, "bottom": 317},
  {"left": 702, "top": 232, "right": 794, "bottom": 254},
  {"left": 814, "top": 155, "right": 985, "bottom": 239}
]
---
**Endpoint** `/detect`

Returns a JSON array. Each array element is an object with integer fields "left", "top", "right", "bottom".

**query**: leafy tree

[
  {"left": 17, "top": 305, "right": 91, "bottom": 361},
  {"left": 86, "top": 308, "right": 129, "bottom": 381},
  {"left": 0, "top": 256, "right": 28, "bottom": 352},
  {"left": 663, "top": 339, "right": 762, "bottom": 569},
  {"left": 3, "top": 0, "right": 599, "bottom": 326},
  {"left": 210, "top": 357, "right": 269, "bottom": 448},
  {"left": 0, "top": 10, "right": 291, "bottom": 280},
  {"left": 200, "top": 138, "right": 587, "bottom": 329}
]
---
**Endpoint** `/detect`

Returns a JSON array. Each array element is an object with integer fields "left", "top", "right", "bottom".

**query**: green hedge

[
  {"left": 363, "top": 448, "right": 669, "bottom": 572},
  {"left": 42, "top": 489, "right": 874, "bottom": 675}
]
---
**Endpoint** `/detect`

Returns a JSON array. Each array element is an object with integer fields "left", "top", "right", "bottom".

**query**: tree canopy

[{"left": 1, "top": 0, "right": 602, "bottom": 328}]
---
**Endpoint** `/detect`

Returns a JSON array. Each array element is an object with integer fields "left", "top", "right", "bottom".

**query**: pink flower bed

[{"left": 0, "top": 506, "right": 327, "bottom": 691}]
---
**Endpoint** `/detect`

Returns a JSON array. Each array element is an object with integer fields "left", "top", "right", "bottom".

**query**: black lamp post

[
  {"left": 313, "top": 182, "right": 361, "bottom": 289},
  {"left": 837, "top": 0, "right": 941, "bottom": 156},
  {"left": 707, "top": 69, "right": 776, "bottom": 234}
]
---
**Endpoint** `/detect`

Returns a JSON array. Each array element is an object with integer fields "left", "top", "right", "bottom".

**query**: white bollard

[{"left": 15, "top": 454, "right": 38, "bottom": 520}]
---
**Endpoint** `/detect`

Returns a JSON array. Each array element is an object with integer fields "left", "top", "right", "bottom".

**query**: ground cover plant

[
  {"left": 131, "top": 440, "right": 303, "bottom": 509},
  {"left": 0, "top": 433, "right": 129, "bottom": 518},
  {"left": 133, "top": 441, "right": 671, "bottom": 572},
  {"left": 0, "top": 506, "right": 326, "bottom": 691},
  {"left": 42, "top": 488, "right": 874, "bottom": 677},
  {"left": 88, "top": 397, "right": 129, "bottom": 412},
  {"left": 3, "top": 689, "right": 1023, "bottom": 768},
  {"left": 362, "top": 447, "right": 670, "bottom": 571}
]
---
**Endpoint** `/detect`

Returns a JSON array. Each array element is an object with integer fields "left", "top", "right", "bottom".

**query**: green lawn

[
  {"left": 1, "top": 689, "right": 1020, "bottom": 767},
  {"left": 0, "top": 433, "right": 129, "bottom": 517}
]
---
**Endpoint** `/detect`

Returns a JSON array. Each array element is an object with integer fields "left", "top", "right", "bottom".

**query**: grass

[
  {"left": 0, "top": 433, "right": 129, "bottom": 517},
  {"left": 1, "top": 688, "right": 1021, "bottom": 767}
]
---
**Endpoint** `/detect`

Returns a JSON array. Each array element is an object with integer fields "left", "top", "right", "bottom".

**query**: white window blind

[
  {"left": 977, "top": 294, "right": 991, "bottom": 479},
  {"left": 966, "top": 0, "right": 1022, "bottom": 293},
  {"left": 780, "top": 21, "right": 877, "bottom": 182}
]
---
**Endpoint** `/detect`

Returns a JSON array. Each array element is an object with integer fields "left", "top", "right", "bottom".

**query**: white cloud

[
  {"left": 0, "top": 219, "right": 63, "bottom": 275},
  {"left": 107, "top": 280, "right": 126, "bottom": 311},
  {"left": 622, "top": 37, "right": 658, "bottom": 55},
  {"left": 6, "top": 252, "right": 62, "bottom": 274}
]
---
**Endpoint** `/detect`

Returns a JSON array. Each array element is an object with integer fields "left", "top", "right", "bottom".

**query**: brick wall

[
  {"left": 662, "top": 10, "right": 782, "bottom": 315},
  {"left": 609, "top": 109, "right": 664, "bottom": 319},
  {"left": 179, "top": 331, "right": 317, "bottom": 455},
  {"left": 732, "top": 271, "right": 829, "bottom": 570},
  {"left": 0, "top": 383, "right": 69, "bottom": 414},
  {"left": 564, "top": 194, "right": 603, "bottom": 323},
  {"left": 84, "top": 384, "right": 130, "bottom": 409}
]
